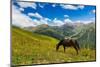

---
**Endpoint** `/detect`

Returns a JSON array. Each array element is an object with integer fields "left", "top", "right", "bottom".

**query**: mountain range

[{"left": 23, "top": 22, "right": 96, "bottom": 49}]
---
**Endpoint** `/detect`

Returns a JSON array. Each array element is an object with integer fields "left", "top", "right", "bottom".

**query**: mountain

[
  {"left": 31, "top": 23, "right": 75, "bottom": 40},
  {"left": 71, "top": 22, "right": 96, "bottom": 49},
  {"left": 22, "top": 22, "right": 96, "bottom": 49}
]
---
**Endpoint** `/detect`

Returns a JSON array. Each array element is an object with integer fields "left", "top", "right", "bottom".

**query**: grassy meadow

[{"left": 12, "top": 26, "right": 96, "bottom": 65}]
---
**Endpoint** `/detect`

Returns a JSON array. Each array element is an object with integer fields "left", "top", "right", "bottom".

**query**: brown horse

[{"left": 56, "top": 38, "right": 80, "bottom": 54}]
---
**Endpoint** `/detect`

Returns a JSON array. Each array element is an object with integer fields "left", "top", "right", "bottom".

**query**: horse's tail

[{"left": 56, "top": 39, "right": 64, "bottom": 51}]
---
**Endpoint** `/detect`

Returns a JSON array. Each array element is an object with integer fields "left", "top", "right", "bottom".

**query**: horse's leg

[
  {"left": 73, "top": 45, "right": 78, "bottom": 54},
  {"left": 75, "top": 40, "right": 80, "bottom": 50}
]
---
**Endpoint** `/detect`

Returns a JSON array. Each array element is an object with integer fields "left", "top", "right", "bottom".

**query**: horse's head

[
  {"left": 56, "top": 44, "right": 59, "bottom": 51},
  {"left": 56, "top": 43, "right": 60, "bottom": 51}
]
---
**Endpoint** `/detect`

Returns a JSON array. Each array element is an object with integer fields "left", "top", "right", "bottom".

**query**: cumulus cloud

[
  {"left": 60, "top": 4, "right": 85, "bottom": 10},
  {"left": 12, "top": 4, "right": 50, "bottom": 27},
  {"left": 40, "top": 19, "right": 48, "bottom": 24},
  {"left": 12, "top": 5, "right": 38, "bottom": 27},
  {"left": 64, "top": 15, "right": 69, "bottom": 18},
  {"left": 13, "top": 4, "right": 91, "bottom": 27},
  {"left": 28, "top": 12, "right": 43, "bottom": 19},
  {"left": 38, "top": 3, "right": 44, "bottom": 8},
  {"left": 31, "top": 19, "right": 40, "bottom": 25},
  {"left": 50, "top": 18, "right": 64, "bottom": 26},
  {"left": 28, "top": 12, "right": 50, "bottom": 25},
  {"left": 17, "top": 2, "right": 37, "bottom": 9},
  {"left": 64, "top": 18, "right": 72, "bottom": 23},
  {"left": 19, "top": 8, "right": 24, "bottom": 11},
  {"left": 44, "top": 18, "right": 51, "bottom": 21},
  {"left": 32, "top": 18, "right": 49, "bottom": 25},
  {"left": 32, "top": 19, "right": 47, "bottom": 25},
  {"left": 14, "top": 3, "right": 88, "bottom": 27}
]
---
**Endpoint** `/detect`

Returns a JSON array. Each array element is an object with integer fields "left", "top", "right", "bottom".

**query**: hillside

[
  {"left": 12, "top": 26, "right": 96, "bottom": 65},
  {"left": 12, "top": 26, "right": 59, "bottom": 65}
]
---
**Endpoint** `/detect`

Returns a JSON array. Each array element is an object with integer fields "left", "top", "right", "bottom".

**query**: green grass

[{"left": 12, "top": 26, "right": 96, "bottom": 65}]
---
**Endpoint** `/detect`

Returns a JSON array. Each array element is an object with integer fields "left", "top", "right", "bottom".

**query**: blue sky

[{"left": 12, "top": 1, "right": 96, "bottom": 27}]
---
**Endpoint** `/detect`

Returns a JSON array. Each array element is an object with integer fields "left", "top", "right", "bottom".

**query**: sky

[{"left": 12, "top": 1, "right": 96, "bottom": 27}]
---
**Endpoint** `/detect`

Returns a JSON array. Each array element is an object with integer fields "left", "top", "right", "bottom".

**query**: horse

[{"left": 56, "top": 38, "right": 80, "bottom": 54}]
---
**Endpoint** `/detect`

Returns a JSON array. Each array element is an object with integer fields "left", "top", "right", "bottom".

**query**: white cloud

[
  {"left": 50, "top": 18, "right": 64, "bottom": 26},
  {"left": 12, "top": 3, "right": 51, "bottom": 27},
  {"left": 13, "top": 3, "right": 79, "bottom": 27},
  {"left": 89, "top": 9, "right": 96, "bottom": 14},
  {"left": 32, "top": 18, "right": 48, "bottom": 25},
  {"left": 40, "top": 19, "right": 48, "bottom": 24},
  {"left": 75, "top": 20, "right": 94, "bottom": 24},
  {"left": 17, "top": 2, "right": 37, "bottom": 9},
  {"left": 19, "top": 8, "right": 24, "bottom": 11},
  {"left": 32, "top": 18, "right": 49, "bottom": 25},
  {"left": 60, "top": 4, "right": 85, "bottom": 10},
  {"left": 32, "top": 19, "right": 40, "bottom": 25},
  {"left": 75, "top": 20, "right": 81, "bottom": 23},
  {"left": 77, "top": 5, "right": 85, "bottom": 9},
  {"left": 92, "top": 9, "right": 96, "bottom": 13},
  {"left": 61, "top": 5, "right": 77, "bottom": 10},
  {"left": 39, "top": 3, "right": 44, "bottom": 8},
  {"left": 64, "top": 15, "right": 69, "bottom": 18},
  {"left": 49, "top": 18, "right": 73, "bottom": 26},
  {"left": 28, "top": 12, "right": 43, "bottom": 19},
  {"left": 52, "top": 4, "right": 56, "bottom": 7},
  {"left": 44, "top": 18, "right": 51, "bottom": 21},
  {"left": 64, "top": 18, "right": 72, "bottom": 23},
  {"left": 12, "top": 5, "right": 38, "bottom": 27},
  {"left": 28, "top": 12, "right": 51, "bottom": 25}
]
